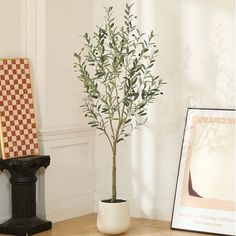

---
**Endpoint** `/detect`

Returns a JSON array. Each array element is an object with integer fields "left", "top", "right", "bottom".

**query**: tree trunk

[{"left": 111, "top": 143, "right": 117, "bottom": 203}]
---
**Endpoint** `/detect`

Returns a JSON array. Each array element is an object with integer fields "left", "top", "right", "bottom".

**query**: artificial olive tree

[{"left": 74, "top": 4, "right": 165, "bottom": 203}]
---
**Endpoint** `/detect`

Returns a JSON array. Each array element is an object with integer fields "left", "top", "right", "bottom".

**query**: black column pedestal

[{"left": 0, "top": 155, "right": 52, "bottom": 236}]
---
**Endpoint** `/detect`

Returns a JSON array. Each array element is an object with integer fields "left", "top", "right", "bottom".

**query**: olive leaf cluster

[{"left": 74, "top": 3, "right": 165, "bottom": 149}]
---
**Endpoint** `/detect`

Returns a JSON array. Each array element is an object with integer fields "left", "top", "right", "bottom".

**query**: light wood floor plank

[
  {"left": 35, "top": 214, "right": 208, "bottom": 236},
  {"left": 0, "top": 214, "right": 210, "bottom": 235}
]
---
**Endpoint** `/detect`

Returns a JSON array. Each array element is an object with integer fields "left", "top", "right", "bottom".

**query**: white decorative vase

[{"left": 97, "top": 200, "right": 130, "bottom": 234}]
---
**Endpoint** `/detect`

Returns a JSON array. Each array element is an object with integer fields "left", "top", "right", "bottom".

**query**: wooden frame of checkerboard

[{"left": 0, "top": 58, "right": 40, "bottom": 159}]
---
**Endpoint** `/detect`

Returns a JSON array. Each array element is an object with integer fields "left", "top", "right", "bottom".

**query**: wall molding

[
  {"left": 19, "top": 1, "right": 96, "bottom": 224},
  {"left": 21, "top": 0, "right": 35, "bottom": 57},
  {"left": 46, "top": 193, "right": 94, "bottom": 223},
  {"left": 21, "top": 0, "right": 47, "bottom": 129},
  {"left": 0, "top": 216, "right": 10, "bottom": 224},
  {"left": 37, "top": 124, "right": 96, "bottom": 222},
  {"left": 38, "top": 125, "right": 96, "bottom": 141}
]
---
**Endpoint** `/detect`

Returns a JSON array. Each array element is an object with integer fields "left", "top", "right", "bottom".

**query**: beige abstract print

[{"left": 181, "top": 117, "right": 235, "bottom": 211}]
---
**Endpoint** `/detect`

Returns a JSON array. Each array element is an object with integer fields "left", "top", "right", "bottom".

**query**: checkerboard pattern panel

[{"left": 0, "top": 58, "right": 39, "bottom": 159}]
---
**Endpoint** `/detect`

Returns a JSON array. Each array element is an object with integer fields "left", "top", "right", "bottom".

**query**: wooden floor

[
  {"left": 0, "top": 214, "right": 209, "bottom": 236},
  {"left": 30, "top": 214, "right": 208, "bottom": 236}
]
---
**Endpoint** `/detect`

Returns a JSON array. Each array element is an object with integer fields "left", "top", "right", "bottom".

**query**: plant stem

[{"left": 111, "top": 142, "right": 117, "bottom": 202}]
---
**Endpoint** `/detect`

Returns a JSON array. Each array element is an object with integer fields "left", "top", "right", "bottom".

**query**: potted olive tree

[{"left": 74, "top": 3, "right": 165, "bottom": 234}]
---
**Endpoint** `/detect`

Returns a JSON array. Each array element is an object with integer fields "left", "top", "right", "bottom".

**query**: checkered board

[{"left": 0, "top": 58, "right": 39, "bottom": 159}]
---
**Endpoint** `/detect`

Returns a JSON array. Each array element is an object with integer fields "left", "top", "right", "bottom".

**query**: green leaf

[
  {"left": 117, "top": 138, "right": 124, "bottom": 143},
  {"left": 102, "top": 108, "right": 109, "bottom": 113},
  {"left": 123, "top": 99, "right": 129, "bottom": 107},
  {"left": 139, "top": 112, "right": 147, "bottom": 116},
  {"left": 125, "top": 119, "right": 132, "bottom": 124},
  {"left": 129, "top": 92, "right": 139, "bottom": 100},
  {"left": 97, "top": 127, "right": 104, "bottom": 131},
  {"left": 88, "top": 121, "right": 96, "bottom": 125},
  {"left": 139, "top": 103, "right": 145, "bottom": 109}
]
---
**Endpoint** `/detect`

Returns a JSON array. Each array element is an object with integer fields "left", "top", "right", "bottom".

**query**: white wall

[
  {"left": 94, "top": 0, "right": 235, "bottom": 221},
  {"left": 0, "top": 0, "right": 96, "bottom": 223},
  {"left": 0, "top": 0, "right": 21, "bottom": 57},
  {"left": 44, "top": 0, "right": 94, "bottom": 129},
  {"left": 38, "top": 0, "right": 96, "bottom": 222},
  {"left": 0, "top": 0, "right": 22, "bottom": 222}
]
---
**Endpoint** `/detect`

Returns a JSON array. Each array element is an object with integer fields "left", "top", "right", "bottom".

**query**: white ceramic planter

[{"left": 97, "top": 200, "right": 130, "bottom": 235}]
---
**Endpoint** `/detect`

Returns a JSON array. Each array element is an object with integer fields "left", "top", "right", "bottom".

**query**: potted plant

[{"left": 74, "top": 3, "right": 165, "bottom": 234}]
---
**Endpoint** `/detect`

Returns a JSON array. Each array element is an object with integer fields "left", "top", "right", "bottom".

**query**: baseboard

[
  {"left": 46, "top": 193, "right": 94, "bottom": 223},
  {"left": 0, "top": 215, "right": 10, "bottom": 224}
]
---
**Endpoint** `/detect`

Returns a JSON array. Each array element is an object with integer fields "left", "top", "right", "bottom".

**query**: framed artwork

[
  {"left": 0, "top": 58, "right": 39, "bottom": 159},
  {"left": 171, "top": 108, "right": 235, "bottom": 236}
]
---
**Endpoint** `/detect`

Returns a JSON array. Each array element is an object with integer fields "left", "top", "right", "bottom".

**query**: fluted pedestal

[{"left": 0, "top": 155, "right": 52, "bottom": 236}]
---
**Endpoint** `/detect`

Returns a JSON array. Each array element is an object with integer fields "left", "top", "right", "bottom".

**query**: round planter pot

[{"left": 97, "top": 199, "right": 130, "bottom": 235}]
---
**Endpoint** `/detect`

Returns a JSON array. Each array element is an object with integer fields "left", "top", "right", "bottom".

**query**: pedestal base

[
  {"left": 0, "top": 217, "right": 52, "bottom": 236},
  {"left": 0, "top": 155, "right": 52, "bottom": 236}
]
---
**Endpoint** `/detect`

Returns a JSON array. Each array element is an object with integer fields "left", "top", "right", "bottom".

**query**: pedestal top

[{"left": 0, "top": 155, "right": 50, "bottom": 173}]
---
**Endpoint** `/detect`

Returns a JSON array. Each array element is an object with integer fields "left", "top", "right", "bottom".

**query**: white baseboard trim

[
  {"left": 46, "top": 193, "right": 94, "bottom": 223},
  {"left": 0, "top": 215, "right": 10, "bottom": 224}
]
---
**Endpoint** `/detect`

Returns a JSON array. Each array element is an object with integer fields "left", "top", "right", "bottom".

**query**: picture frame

[
  {"left": 0, "top": 58, "right": 40, "bottom": 159},
  {"left": 171, "top": 108, "right": 235, "bottom": 236}
]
